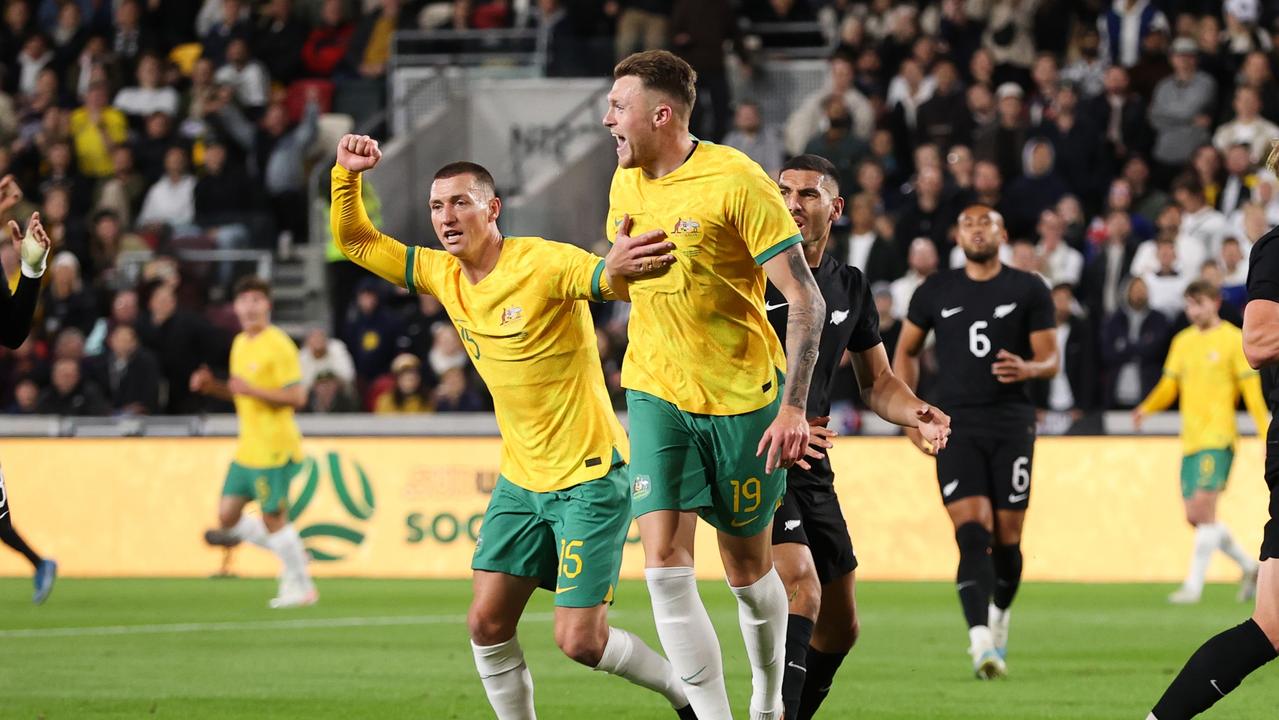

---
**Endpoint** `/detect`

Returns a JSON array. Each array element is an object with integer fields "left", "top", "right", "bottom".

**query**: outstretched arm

[
  {"left": 0, "top": 179, "right": 50, "bottom": 348},
  {"left": 330, "top": 134, "right": 420, "bottom": 291},
  {"left": 852, "top": 342, "right": 950, "bottom": 452}
]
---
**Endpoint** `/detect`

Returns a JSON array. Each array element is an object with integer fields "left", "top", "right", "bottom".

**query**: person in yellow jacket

[{"left": 1134, "top": 279, "right": 1271, "bottom": 604}]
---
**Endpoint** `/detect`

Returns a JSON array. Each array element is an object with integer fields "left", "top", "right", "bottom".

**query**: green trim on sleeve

[
  {"left": 404, "top": 245, "right": 418, "bottom": 294},
  {"left": 753, "top": 233, "right": 803, "bottom": 266},
  {"left": 590, "top": 259, "right": 607, "bottom": 303}
]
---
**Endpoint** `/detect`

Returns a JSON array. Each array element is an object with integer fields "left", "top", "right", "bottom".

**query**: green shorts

[
  {"left": 471, "top": 464, "right": 630, "bottom": 608},
  {"left": 222, "top": 460, "right": 304, "bottom": 515},
  {"left": 625, "top": 385, "right": 786, "bottom": 536},
  {"left": 1181, "top": 449, "right": 1234, "bottom": 499}
]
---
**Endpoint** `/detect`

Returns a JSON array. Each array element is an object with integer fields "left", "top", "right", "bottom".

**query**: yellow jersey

[
  {"left": 331, "top": 165, "right": 628, "bottom": 493},
  {"left": 1138, "top": 322, "right": 1270, "bottom": 454},
  {"left": 606, "top": 141, "right": 801, "bottom": 415},
  {"left": 230, "top": 325, "right": 303, "bottom": 467}
]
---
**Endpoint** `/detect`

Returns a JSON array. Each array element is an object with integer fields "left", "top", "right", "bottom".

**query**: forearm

[
  {"left": 246, "top": 384, "right": 305, "bottom": 409},
  {"left": 1137, "top": 376, "right": 1178, "bottom": 414},
  {"left": 1241, "top": 374, "right": 1270, "bottom": 437},
  {"left": 1023, "top": 355, "right": 1060, "bottom": 380},
  {"left": 200, "top": 380, "right": 234, "bottom": 403},
  {"left": 781, "top": 282, "right": 824, "bottom": 411},
  {"left": 863, "top": 372, "right": 928, "bottom": 428},
  {"left": 604, "top": 268, "right": 630, "bottom": 302},
  {"left": 330, "top": 164, "right": 410, "bottom": 287}
]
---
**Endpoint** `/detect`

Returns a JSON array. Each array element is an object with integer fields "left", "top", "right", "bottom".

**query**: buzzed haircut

[
  {"left": 782, "top": 154, "right": 841, "bottom": 195},
  {"left": 614, "top": 50, "right": 697, "bottom": 112},
  {"left": 434, "top": 161, "right": 497, "bottom": 197},
  {"left": 1184, "top": 279, "right": 1221, "bottom": 301},
  {"left": 1171, "top": 173, "right": 1204, "bottom": 199},
  {"left": 234, "top": 275, "right": 271, "bottom": 299}
]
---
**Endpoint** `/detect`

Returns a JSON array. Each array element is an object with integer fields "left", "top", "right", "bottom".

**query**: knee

[
  {"left": 955, "top": 522, "right": 992, "bottom": 556},
  {"left": 555, "top": 626, "right": 606, "bottom": 668},
  {"left": 646, "top": 543, "right": 694, "bottom": 569},
  {"left": 467, "top": 605, "right": 516, "bottom": 647},
  {"left": 995, "top": 529, "right": 1022, "bottom": 546},
  {"left": 724, "top": 561, "right": 770, "bottom": 589},
  {"left": 789, "top": 569, "right": 822, "bottom": 620}
]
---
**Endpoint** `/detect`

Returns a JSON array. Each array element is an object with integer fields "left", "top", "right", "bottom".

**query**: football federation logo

[
  {"left": 289, "top": 452, "right": 376, "bottom": 562},
  {"left": 994, "top": 302, "right": 1018, "bottom": 319},
  {"left": 672, "top": 218, "right": 701, "bottom": 235},
  {"left": 500, "top": 306, "right": 523, "bottom": 326},
  {"left": 830, "top": 310, "right": 849, "bottom": 325},
  {"left": 632, "top": 474, "right": 652, "bottom": 501}
]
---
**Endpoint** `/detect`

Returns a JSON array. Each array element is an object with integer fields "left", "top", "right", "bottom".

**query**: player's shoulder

[
  {"left": 697, "top": 142, "right": 773, "bottom": 184},
  {"left": 1001, "top": 265, "right": 1050, "bottom": 290},
  {"left": 1251, "top": 227, "right": 1279, "bottom": 266},
  {"left": 1215, "top": 321, "right": 1244, "bottom": 342},
  {"left": 509, "top": 235, "right": 594, "bottom": 262},
  {"left": 263, "top": 325, "right": 298, "bottom": 350},
  {"left": 827, "top": 255, "right": 869, "bottom": 292}
]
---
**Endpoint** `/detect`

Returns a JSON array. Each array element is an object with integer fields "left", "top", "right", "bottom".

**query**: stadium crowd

[{"left": 0, "top": 0, "right": 1273, "bottom": 423}]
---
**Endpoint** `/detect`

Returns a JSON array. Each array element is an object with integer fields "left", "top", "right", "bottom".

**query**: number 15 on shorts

[{"left": 559, "top": 538, "right": 583, "bottom": 582}]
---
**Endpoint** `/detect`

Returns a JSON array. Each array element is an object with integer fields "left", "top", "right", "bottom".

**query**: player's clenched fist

[{"left": 336, "top": 134, "right": 383, "bottom": 173}]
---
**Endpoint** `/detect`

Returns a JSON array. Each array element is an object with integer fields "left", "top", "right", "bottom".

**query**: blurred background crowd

[{"left": 0, "top": 0, "right": 1271, "bottom": 430}]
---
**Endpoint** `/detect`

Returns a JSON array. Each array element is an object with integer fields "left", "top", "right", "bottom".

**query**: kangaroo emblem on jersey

[
  {"left": 830, "top": 309, "right": 849, "bottom": 325},
  {"left": 500, "top": 306, "right": 523, "bottom": 326},
  {"left": 672, "top": 218, "right": 701, "bottom": 235},
  {"left": 994, "top": 302, "right": 1018, "bottom": 319}
]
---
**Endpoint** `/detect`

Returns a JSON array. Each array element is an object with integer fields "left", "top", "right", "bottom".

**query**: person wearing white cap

[
  {"left": 1224, "top": 0, "right": 1271, "bottom": 56},
  {"left": 1149, "top": 37, "right": 1217, "bottom": 176}
]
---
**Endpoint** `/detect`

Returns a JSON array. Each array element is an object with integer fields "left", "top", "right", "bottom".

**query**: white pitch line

[{"left": 0, "top": 612, "right": 556, "bottom": 639}]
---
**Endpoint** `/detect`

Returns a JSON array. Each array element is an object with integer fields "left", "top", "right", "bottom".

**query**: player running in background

[
  {"left": 893, "top": 206, "right": 1059, "bottom": 679},
  {"left": 331, "top": 134, "right": 697, "bottom": 719},
  {"left": 1133, "top": 280, "right": 1268, "bottom": 605},
  {"left": 603, "top": 50, "right": 826, "bottom": 720},
  {"left": 195, "top": 277, "right": 316, "bottom": 609},
  {"left": 765, "top": 154, "right": 951, "bottom": 719},
  {"left": 0, "top": 176, "right": 55, "bottom": 604},
  {"left": 1146, "top": 144, "right": 1279, "bottom": 720}
]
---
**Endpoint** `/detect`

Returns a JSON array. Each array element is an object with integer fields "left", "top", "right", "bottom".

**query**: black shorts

[
  {"left": 1261, "top": 440, "right": 1279, "bottom": 560},
  {"left": 934, "top": 432, "right": 1035, "bottom": 511},
  {"left": 771, "top": 482, "right": 858, "bottom": 584}
]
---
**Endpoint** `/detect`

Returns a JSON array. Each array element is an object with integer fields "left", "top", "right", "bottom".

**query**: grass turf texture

[{"left": 0, "top": 578, "right": 1275, "bottom": 719}]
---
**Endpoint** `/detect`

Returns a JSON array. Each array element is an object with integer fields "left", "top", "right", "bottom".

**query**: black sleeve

[
  {"left": 0, "top": 273, "right": 41, "bottom": 349},
  {"left": 1027, "top": 276, "right": 1055, "bottom": 332},
  {"left": 1248, "top": 235, "right": 1279, "bottom": 303},
  {"left": 905, "top": 277, "right": 935, "bottom": 330},
  {"left": 847, "top": 278, "right": 882, "bottom": 353}
]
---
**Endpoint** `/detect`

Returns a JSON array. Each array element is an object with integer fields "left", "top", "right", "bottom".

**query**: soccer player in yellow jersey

[
  {"left": 331, "top": 134, "right": 698, "bottom": 720},
  {"left": 193, "top": 277, "right": 316, "bottom": 609},
  {"left": 1134, "top": 280, "right": 1270, "bottom": 605},
  {"left": 602, "top": 50, "right": 827, "bottom": 720}
]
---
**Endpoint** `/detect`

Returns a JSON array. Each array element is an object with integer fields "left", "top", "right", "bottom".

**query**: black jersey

[
  {"left": 766, "top": 253, "right": 881, "bottom": 485},
  {"left": 906, "top": 265, "right": 1054, "bottom": 434},
  {"left": 1247, "top": 226, "right": 1279, "bottom": 426},
  {"left": 0, "top": 271, "right": 39, "bottom": 349}
]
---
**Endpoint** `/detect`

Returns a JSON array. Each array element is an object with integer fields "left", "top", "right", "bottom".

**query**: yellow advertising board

[{"left": 0, "top": 436, "right": 1267, "bottom": 582}]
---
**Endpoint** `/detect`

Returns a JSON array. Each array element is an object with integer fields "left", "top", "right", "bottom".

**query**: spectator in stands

[
  {"left": 945, "top": 144, "right": 975, "bottom": 191},
  {"left": 301, "top": 0, "right": 354, "bottom": 78},
  {"left": 1035, "top": 82, "right": 1106, "bottom": 210},
  {"left": 1026, "top": 53, "right": 1059, "bottom": 127},
  {"left": 193, "top": 140, "right": 252, "bottom": 285},
  {"left": 890, "top": 236, "right": 937, "bottom": 319},
  {"left": 1217, "top": 143, "right": 1258, "bottom": 216},
  {"left": 785, "top": 48, "right": 874, "bottom": 157},
  {"left": 202, "top": 0, "right": 252, "bottom": 66},
  {"left": 1220, "top": 235, "right": 1249, "bottom": 309},
  {"left": 1062, "top": 24, "right": 1106, "bottom": 98},
  {"left": 69, "top": 81, "right": 127, "bottom": 179},
  {"left": 803, "top": 96, "right": 869, "bottom": 198},
  {"left": 112, "top": 0, "right": 156, "bottom": 80},
  {"left": 1004, "top": 139, "right": 1069, "bottom": 238},
  {"left": 885, "top": 57, "right": 935, "bottom": 152},
  {"left": 132, "top": 112, "right": 178, "bottom": 185},
  {"left": 139, "top": 282, "right": 229, "bottom": 414},
  {"left": 1142, "top": 238, "right": 1190, "bottom": 319},
  {"left": 1089, "top": 65, "right": 1150, "bottom": 171},
  {"left": 1036, "top": 209, "right": 1083, "bottom": 287},
  {"left": 7, "top": 378, "right": 38, "bottom": 414},
  {"left": 137, "top": 145, "right": 196, "bottom": 231},
  {"left": 1121, "top": 155, "right": 1169, "bottom": 222},
  {"left": 843, "top": 192, "right": 902, "bottom": 286},
  {"left": 1083, "top": 210, "right": 1141, "bottom": 323},
  {"left": 983, "top": 0, "right": 1037, "bottom": 83},
  {"left": 253, "top": 0, "right": 305, "bottom": 85},
  {"left": 299, "top": 326, "right": 356, "bottom": 394},
  {"left": 612, "top": 0, "right": 671, "bottom": 60},
  {"left": 255, "top": 96, "right": 318, "bottom": 247},
  {"left": 214, "top": 37, "right": 269, "bottom": 116},
  {"left": 671, "top": 0, "right": 744, "bottom": 143},
  {"left": 374, "top": 352, "right": 431, "bottom": 413},
  {"left": 36, "top": 357, "right": 108, "bottom": 415},
  {"left": 1036, "top": 282, "right": 1096, "bottom": 416},
  {"left": 48, "top": 2, "right": 88, "bottom": 71},
  {"left": 394, "top": 292, "right": 448, "bottom": 367},
  {"left": 86, "top": 209, "right": 144, "bottom": 288},
  {"left": 344, "top": 0, "right": 413, "bottom": 80},
  {"left": 344, "top": 279, "right": 400, "bottom": 383},
  {"left": 893, "top": 165, "right": 951, "bottom": 262},
  {"left": 1223, "top": 0, "right": 1269, "bottom": 57},
  {"left": 15, "top": 33, "right": 53, "bottom": 98},
  {"left": 1212, "top": 86, "right": 1279, "bottom": 164},
  {"left": 307, "top": 368, "right": 360, "bottom": 413},
  {"left": 1149, "top": 37, "right": 1216, "bottom": 183},
  {"left": 114, "top": 54, "right": 180, "bottom": 121},
  {"left": 1173, "top": 173, "right": 1229, "bottom": 270},
  {"left": 93, "top": 147, "right": 146, "bottom": 226},
  {"left": 723, "top": 100, "right": 783, "bottom": 179},
  {"left": 1102, "top": 275, "right": 1168, "bottom": 408},
  {"left": 41, "top": 251, "right": 94, "bottom": 337},
  {"left": 85, "top": 323, "right": 159, "bottom": 415},
  {"left": 1238, "top": 50, "right": 1279, "bottom": 124},
  {"left": 85, "top": 287, "right": 140, "bottom": 356},
  {"left": 39, "top": 184, "right": 89, "bottom": 267},
  {"left": 427, "top": 320, "right": 469, "bottom": 383},
  {"left": 974, "top": 82, "right": 1028, "bottom": 187},
  {"left": 40, "top": 139, "right": 91, "bottom": 213},
  {"left": 433, "top": 366, "right": 484, "bottom": 412},
  {"left": 1099, "top": 0, "right": 1170, "bottom": 69},
  {"left": 916, "top": 59, "right": 970, "bottom": 153},
  {"left": 0, "top": 1, "right": 35, "bottom": 69}
]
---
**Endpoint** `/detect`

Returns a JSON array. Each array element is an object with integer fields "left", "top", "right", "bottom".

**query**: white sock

[
  {"left": 968, "top": 625, "right": 994, "bottom": 653},
  {"left": 645, "top": 566, "right": 731, "bottom": 720},
  {"left": 265, "top": 524, "right": 312, "bottom": 590},
  {"left": 229, "top": 514, "right": 269, "bottom": 548},
  {"left": 594, "top": 626, "right": 689, "bottom": 709},
  {"left": 472, "top": 636, "right": 536, "bottom": 720},
  {"left": 1213, "top": 523, "right": 1258, "bottom": 572},
  {"left": 728, "top": 567, "right": 788, "bottom": 720},
  {"left": 1184, "top": 524, "right": 1223, "bottom": 596}
]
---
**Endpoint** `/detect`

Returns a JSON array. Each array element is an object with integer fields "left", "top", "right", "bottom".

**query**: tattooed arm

[{"left": 756, "top": 244, "right": 825, "bottom": 473}]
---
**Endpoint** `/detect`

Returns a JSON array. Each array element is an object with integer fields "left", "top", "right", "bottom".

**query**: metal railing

[
  {"left": 391, "top": 28, "right": 546, "bottom": 71},
  {"left": 741, "top": 20, "right": 837, "bottom": 59}
]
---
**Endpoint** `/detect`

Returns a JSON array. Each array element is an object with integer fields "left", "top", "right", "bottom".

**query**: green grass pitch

[{"left": 0, "top": 578, "right": 1276, "bottom": 719}]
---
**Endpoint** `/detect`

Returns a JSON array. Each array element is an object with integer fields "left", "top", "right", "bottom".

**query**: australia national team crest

[
  {"left": 632, "top": 474, "right": 652, "bottom": 501},
  {"left": 672, "top": 218, "right": 701, "bottom": 235},
  {"left": 500, "top": 306, "right": 523, "bottom": 326}
]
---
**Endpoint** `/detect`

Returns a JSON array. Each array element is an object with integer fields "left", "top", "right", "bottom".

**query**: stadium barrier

[{"left": 0, "top": 436, "right": 1266, "bottom": 583}]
